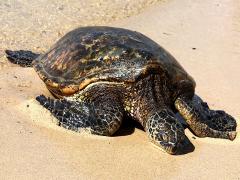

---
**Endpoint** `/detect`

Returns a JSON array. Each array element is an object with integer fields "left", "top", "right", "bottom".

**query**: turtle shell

[{"left": 33, "top": 26, "right": 195, "bottom": 97}]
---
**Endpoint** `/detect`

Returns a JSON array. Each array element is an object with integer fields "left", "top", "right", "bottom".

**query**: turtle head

[{"left": 146, "top": 110, "right": 186, "bottom": 154}]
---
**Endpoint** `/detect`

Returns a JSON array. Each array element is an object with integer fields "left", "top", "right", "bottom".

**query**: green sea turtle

[{"left": 5, "top": 26, "right": 237, "bottom": 154}]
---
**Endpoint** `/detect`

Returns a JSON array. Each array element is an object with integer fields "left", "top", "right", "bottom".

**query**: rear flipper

[
  {"left": 5, "top": 50, "right": 40, "bottom": 67},
  {"left": 36, "top": 95, "right": 123, "bottom": 136},
  {"left": 175, "top": 95, "right": 237, "bottom": 140}
]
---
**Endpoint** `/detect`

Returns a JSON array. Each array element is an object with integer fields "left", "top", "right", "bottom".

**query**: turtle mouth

[
  {"left": 160, "top": 141, "right": 184, "bottom": 155},
  {"left": 163, "top": 144, "right": 178, "bottom": 154},
  {"left": 157, "top": 134, "right": 187, "bottom": 155},
  {"left": 150, "top": 138, "right": 184, "bottom": 155}
]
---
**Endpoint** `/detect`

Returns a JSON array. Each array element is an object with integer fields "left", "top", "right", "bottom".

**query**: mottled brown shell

[{"left": 33, "top": 26, "right": 195, "bottom": 97}]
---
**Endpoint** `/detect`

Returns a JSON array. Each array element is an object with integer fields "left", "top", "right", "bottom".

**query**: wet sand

[{"left": 0, "top": 0, "right": 240, "bottom": 179}]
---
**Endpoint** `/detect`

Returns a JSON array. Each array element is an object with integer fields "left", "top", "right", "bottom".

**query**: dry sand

[{"left": 0, "top": 0, "right": 240, "bottom": 179}]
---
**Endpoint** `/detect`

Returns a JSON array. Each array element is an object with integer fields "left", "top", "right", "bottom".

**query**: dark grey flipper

[
  {"left": 5, "top": 50, "right": 40, "bottom": 67},
  {"left": 146, "top": 109, "right": 186, "bottom": 154},
  {"left": 36, "top": 95, "right": 123, "bottom": 136},
  {"left": 175, "top": 95, "right": 237, "bottom": 140}
]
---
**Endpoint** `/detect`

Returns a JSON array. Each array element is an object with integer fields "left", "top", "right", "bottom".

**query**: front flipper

[
  {"left": 36, "top": 95, "right": 123, "bottom": 136},
  {"left": 5, "top": 50, "right": 40, "bottom": 67},
  {"left": 146, "top": 109, "right": 186, "bottom": 154},
  {"left": 175, "top": 95, "right": 237, "bottom": 140}
]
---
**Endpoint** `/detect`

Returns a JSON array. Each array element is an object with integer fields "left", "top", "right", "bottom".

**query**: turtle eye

[
  {"left": 162, "top": 134, "right": 168, "bottom": 141},
  {"left": 158, "top": 133, "right": 168, "bottom": 142}
]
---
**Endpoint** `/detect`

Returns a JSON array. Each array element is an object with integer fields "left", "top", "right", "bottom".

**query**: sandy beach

[{"left": 0, "top": 0, "right": 240, "bottom": 179}]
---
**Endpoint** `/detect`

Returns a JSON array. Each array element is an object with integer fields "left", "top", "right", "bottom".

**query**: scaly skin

[
  {"left": 36, "top": 88, "right": 124, "bottom": 136},
  {"left": 146, "top": 109, "right": 185, "bottom": 154},
  {"left": 175, "top": 95, "right": 237, "bottom": 140},
  {"left": 5, "top": 49, "right": 238, "bottom": 154},
  {"left": 5, "top": 50, "right": 40, "bottom": 67},
  {"left": 5, "top": 26, "right": 237, "bottom": 154},
  {"left": 36, "top": 78, "right": 186, "bottom": 154}
]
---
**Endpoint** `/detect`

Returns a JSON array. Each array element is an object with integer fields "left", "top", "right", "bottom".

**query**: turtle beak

[
  {"left": 160, "top": 134, "right": 188, "bottom": 155},
  {"left": 164, "top": 144, "right": 178, "bottom": 154}
]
